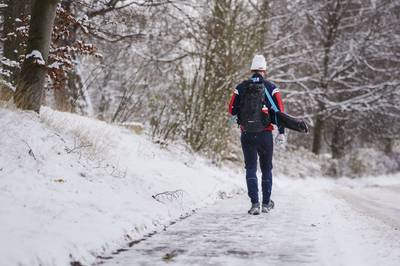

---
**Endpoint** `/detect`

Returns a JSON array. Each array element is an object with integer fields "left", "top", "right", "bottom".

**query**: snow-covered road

[
  {"left": 97, "top": 178, "right": 400, "bottom": 266},
  {"left": 331, "top": 185, "right": 400, "bottom": 229}
]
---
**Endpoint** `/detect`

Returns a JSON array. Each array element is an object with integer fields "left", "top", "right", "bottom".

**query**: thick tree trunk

[
  {"left": 2, "top": 0, "right": 30, "bottom": 85},
  {"left": 312, "top": 1, "right": 342, "bottom": 155},
  {"left": 14, "top": 0, "right": 59, "bottom": 112}
]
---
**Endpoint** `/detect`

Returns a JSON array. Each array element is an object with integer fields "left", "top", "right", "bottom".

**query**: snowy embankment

[{"left": 0, "top": 106, "right": 244, "bottom": 266}]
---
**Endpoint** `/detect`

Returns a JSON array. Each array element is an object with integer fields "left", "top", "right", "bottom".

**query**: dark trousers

[{"left": 241, "top": 131, "right": 273, "bottom": 205}]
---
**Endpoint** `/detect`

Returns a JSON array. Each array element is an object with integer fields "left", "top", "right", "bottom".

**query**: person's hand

[
  {"left": 228, "top": 115, "right": 238, "bottom": 127},
  {"left": 275, "top": 133, "right": 286, "bottom": 146}
]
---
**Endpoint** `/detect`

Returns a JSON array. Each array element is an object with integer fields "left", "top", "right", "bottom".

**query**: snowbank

[
  {"left": 0, "top": 106, "right": 244, "bottom": 266},
  {"left": 274, "top": 145, "right": 400, "bottom": 178},
  {"left": 274, "top": 146, "right": 323, "bottom": 178},
  {"left": 340, "top": 148, "right": 400, "bottom": 177}
]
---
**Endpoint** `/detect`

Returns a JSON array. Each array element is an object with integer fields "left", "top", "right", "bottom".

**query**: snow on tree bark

[
  {"left": 14, "top": 0, "right": 60, "bottom": 112},
  {"left": 1, "top": 0, "right": 30, "bottom": 85}
]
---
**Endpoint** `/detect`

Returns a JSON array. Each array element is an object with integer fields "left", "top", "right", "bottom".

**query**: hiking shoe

[
  {"left": 248, "top": 203, "right": 260, "bottom": 215},
  {"left": 262, "top": 200, "right": 275, "bottom": 213}
]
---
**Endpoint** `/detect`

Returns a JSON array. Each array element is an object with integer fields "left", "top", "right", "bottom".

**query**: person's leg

[
  {"left": 257, "top": 131, "right": 273, "bottom": 205},
  {"left": 241, "top": 132, "right": 259, "bottom": 205}
]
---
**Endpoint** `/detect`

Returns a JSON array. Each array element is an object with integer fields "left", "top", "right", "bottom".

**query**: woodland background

[{"left": 1, "top": 0, "right": 399, "bottom": 176}]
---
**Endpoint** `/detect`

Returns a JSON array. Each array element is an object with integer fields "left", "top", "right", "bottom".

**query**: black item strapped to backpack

[
  {"left": 263, "top": 85, "right": 309, "bottom": 134},
  {"left": 238, "top": 81, "right": 270, "bottom": 133}
]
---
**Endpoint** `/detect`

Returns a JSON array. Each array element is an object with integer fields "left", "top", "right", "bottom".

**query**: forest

[{"left": 1, "top": 0, "right": 399, "bottom": 175}]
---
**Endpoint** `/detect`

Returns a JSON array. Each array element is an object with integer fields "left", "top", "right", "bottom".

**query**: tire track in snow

[{"left": 330, "top": 186, "right": 400, "bottom": 229}]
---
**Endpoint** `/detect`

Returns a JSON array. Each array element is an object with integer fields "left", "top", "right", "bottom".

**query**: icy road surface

[{"left": 98, "top": 178, "right": 400, "bottom": 266}]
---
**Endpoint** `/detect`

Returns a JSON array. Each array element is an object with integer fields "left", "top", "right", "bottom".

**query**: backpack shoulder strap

[
  {"left": 264, "top": 84, "right": 281, "bottom": 129},
  {"left": 264, "top": 86, "right": 279, "bottom": 113}
]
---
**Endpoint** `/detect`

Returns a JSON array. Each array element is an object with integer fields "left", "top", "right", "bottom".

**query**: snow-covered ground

[
  {"left": 0, "top": 106, "right": 244, "bottom": 266},
  {"left": 99, "top": 176, "right": 400, "bottom": 266},
  {"left": 1, "top": 105, "right": 399, "bottom": 266}
]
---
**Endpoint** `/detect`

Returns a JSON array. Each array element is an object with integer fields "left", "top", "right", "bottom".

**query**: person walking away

[{"left": 228, "top": 55, "right": 285, "bottom": 215}]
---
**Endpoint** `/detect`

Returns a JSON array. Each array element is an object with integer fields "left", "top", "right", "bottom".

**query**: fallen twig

[{"left": 22, "top": 140, "right": 37, "bottom": 160}]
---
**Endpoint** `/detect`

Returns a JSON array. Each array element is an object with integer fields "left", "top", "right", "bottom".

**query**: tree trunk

[
  {"left": 384, "top": 138, "right": 393, "bottom": 155},
  {"left": 255, "top": 0, "right": 269, "bottom": 53},
  {"left": 312, "top": 113, "right": 324, "bottom": 154},
  {"left": 331, "top": 121, "right": 346, "bottom": 159},
  {"left": 2, "top": 0, "right": 30, "bottom": 85},
  {"left": 14, "top": 0, "right": 59, "bottom": 112}
]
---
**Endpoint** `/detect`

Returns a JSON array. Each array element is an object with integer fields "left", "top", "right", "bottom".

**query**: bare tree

[{"left": 14, "top": 0, "right": 60, "bottom": 112}]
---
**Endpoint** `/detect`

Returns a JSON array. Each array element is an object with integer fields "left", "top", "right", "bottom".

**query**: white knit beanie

[{"left": 250, "top": 55, "right": 267, "bottom": 71}]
